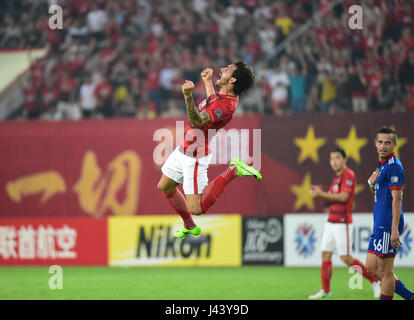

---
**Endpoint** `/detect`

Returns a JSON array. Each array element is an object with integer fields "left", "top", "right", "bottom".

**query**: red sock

[
  {"left": 321, "top": 261, "right": 333, "bottom": 293},
  {"left": 200, "top": 167, "right": 237, "bottom": 213},
  {"left": 163, "top": 188, "right": 195, "bottom": 229},
  {"left": 351, "top": 259, "right": 378, "bottom": 283},
  {"left": 380, "top": 294, "right": 393, "bottom": 300}
]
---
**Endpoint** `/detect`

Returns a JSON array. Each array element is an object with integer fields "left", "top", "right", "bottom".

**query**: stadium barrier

[
  {"left": 108, "top": 215, "right": 242, "bottom": 267},
  {"left": 284, "top": 213, "right": 414, "bottom": 267},
  {"left": 0, "top": 217, "right": 107, "bottom": 265},
  {"left": 1, "top": 214, "right": 413, "bottom": 266},
  {"left": 242, "top": 217, "right": 283, "bottom": 265}
]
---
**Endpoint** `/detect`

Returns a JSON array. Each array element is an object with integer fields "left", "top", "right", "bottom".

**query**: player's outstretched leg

[
  {"left": 158, "top": 175, "right": 201, "bottom": 238},
  {"left": 200, "top": 158, "right": 262, "bottom": 213}
]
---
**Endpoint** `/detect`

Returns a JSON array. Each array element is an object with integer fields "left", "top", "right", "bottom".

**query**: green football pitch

[{"left": 0, "top": 266, "right": 413, "bottom": 300}]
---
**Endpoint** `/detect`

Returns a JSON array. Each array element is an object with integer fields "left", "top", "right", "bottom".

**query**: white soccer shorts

[
  {"left": 161, "top": 146, "right": 213, "bottom": 194},
  {"left": 320, "top": 222, "right": 353, "bottom": 256}
]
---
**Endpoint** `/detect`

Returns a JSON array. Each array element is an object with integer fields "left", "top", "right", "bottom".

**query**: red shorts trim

[
  {"left": 389, "top": 186, "right": 403, "bottom": 190},
  {"left": 367, "top": 250, "right": 395, "bottom": 258}
]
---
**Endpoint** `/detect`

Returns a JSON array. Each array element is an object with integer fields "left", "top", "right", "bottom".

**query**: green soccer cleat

[
  {"left": 308, "top": 290, "right": 331, "bottom": 299},
  {"left": 229, "top": 158, "right": 262, "bottom": 180},
  {"left": 174, "top": 225, "right": 202, "bottom": 238}
]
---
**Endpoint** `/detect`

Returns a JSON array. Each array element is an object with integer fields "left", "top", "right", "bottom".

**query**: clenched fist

[
  {"left": 201, "top": 68, "right": 213, "bottom": 82},
  {"left": 182, "top": 80, "right": 194, "bottom": 97}
]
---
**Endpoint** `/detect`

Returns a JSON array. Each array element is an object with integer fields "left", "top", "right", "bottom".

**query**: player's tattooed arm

[{"left": 182, "top": 80, "right": 211, "bottom": 127}]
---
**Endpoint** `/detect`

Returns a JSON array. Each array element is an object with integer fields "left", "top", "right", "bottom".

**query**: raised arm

[
  {"left": 201, "top": 68, "right": 215, "bottom": 98},
  {"left": 182, "top": 80, "right": 211, "bottom": 128}
]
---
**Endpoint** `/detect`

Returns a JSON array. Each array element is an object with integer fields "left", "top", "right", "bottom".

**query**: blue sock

[{"left": 395, "top": 280, "right": 414, "bottom": 300}]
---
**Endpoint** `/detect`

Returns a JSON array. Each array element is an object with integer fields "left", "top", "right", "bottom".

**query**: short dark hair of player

[
  {"left": 331, "top": 147, "right": 347, "bottom": 159},
  {"left": 232, "top": 61, "right": 255, "bottom": 96},
  {"left": 376, "top": 127, "right": 397, "bottom": 144}
]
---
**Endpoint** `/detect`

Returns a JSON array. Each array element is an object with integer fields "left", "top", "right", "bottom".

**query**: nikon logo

[{"left": 136, "top": 225, "right": 211, "bottom": 259}]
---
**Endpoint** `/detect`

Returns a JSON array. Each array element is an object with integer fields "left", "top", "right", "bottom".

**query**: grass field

[{"left": 1, "top": 266, "right": 413, "bottom": 300}]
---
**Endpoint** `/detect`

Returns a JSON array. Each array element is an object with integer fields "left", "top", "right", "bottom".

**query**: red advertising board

[
  {"left": 0, "top": 113, "right": 412, "bottom": 217},
  {"left": 0, "top": 218, "right": 107, "bottom": 265},
  {"left": 0, "top": 117, "right": 261, "bottom": 217}
]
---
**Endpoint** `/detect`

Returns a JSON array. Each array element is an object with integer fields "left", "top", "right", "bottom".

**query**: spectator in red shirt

[
  {"left": 94, "top": 77, "right": 114, "bottom": 117},
  {"left": 367, "top": 65, "right": 384, "bottom": 110},
  {"left": 404, "top": 86, "right": 414, "bottom": 111},
  {"left": 23, "top": 77, "right": 40, "bottom": 119},
  {"left": 41, "top": 77, "right": 61, "bottom": 112}
]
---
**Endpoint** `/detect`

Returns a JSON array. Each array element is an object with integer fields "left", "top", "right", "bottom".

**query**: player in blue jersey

[{"left": 366, "top": 127, "right": 413, "bottom": 300}]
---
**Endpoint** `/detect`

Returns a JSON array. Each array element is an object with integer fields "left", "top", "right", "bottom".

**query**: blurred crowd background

[{"left": 1, "top": 0, "right": 414, "bottom": 121}]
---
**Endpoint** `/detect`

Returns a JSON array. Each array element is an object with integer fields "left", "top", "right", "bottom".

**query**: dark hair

[
  {"left": 231, "top": 61, "right": 255, "bottom": 96},
  {"left": 376, "top": 126, "right": 397, "bottom": 143},
  {"left": 331, "top": 147, "right": 347, "bottom": 159}
]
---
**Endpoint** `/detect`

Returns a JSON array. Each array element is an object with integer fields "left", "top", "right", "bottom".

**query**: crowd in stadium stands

[{"left": 1, "top": 0, "right": 414, "bottom": 120}]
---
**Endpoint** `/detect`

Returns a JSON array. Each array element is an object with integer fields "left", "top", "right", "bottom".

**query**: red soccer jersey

[
  {"left": 180, "top": 93, "right": 238, "bottom": 158},
  {"left": 328, "top": 168, "right": 356, "bottom": 224}
]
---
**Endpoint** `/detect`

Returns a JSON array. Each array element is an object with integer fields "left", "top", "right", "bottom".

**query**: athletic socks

[
  {"left": 162, "top": 166, "right": 238, "bottom": 227},
  {"left": 200, "top": 167, "right": 237, "bottom": 213},
  {"left": 163, "top": 188, "right": 196, "bottom": 229},
  {"left": 395, "top": 279, "right": 414, "bottom": 300},
  {"left": 380, "top": 294, "right": 393, "bottom": 300},
  {"left": 351, "top": 259, "right": 379, "bottom": 283},
  {"left": 321, "top": 261, "right": 333, "bottom": 293}
]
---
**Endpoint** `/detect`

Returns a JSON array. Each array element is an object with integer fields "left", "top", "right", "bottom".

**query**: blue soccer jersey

[{"left": 368, "top": 152, "right": 405, "bottom": 257}]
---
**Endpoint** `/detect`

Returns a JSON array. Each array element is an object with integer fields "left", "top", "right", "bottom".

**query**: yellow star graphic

[
  {"left": 294, "top": 125, "right": 327, "bottom": 164},
  {"left": 290, "top": 172, "right": 314, "bottom": 211},
  {"left": 390, "top": 126, "right": 407, "bottom": 159},
  {"left": 335, "top": 126, "right": 368, "bottom": 164}
]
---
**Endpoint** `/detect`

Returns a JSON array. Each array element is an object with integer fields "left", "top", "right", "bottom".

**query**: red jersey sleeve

[
  {"left": 340, "top": 169, "right": 356, "bottom": 194},
  {"left": 205, "top": 99, "right": 233, "bottom": 124}
]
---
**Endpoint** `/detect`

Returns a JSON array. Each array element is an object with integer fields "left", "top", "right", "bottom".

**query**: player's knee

[
  {"left": 190, "top": 208, "right": 204, "bottom": 216},
  {"left": 340, "top": 255, "right": 353, "bottom": 265},
  {"left": 380, "top": 267, "right": 394, "bottom": 279},
  {"left": 321, "top": 251, "right": 332, "bottom": 261},
  {"left": 157, "top": 180, "right": 174, "bottom": 195},
  {"left": 156, "top": 181, "right": 165, "bottom": 193},
  {"left": 188, "top": 203, "right": 204, "bottom": 216}
]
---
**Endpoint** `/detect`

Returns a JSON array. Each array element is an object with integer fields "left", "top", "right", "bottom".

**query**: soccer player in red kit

[
  {"left": 157, "top": 61, "right": 262, "bottom": 238},
  {"left": 308, "top": 148, "right": 381, "bottom": 299}
]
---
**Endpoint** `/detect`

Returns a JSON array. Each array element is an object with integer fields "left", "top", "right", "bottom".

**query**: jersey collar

[
  {"left": 379, "top": 152, "right": 395, "bottom": 164},
  {"left": 217, "top": 93, "right": 239, "bottom": 101}
]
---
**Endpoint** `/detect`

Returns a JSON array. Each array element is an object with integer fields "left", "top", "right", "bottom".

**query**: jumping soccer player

[
  {"left": 308, "top": 148, "right": 381, "bottom": 299},
  {"left": 366, "top": 127, "right": 414, "bottom": 300},
  {"left": 157, "top": 61, "right": 262, "bottom": 238}
]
